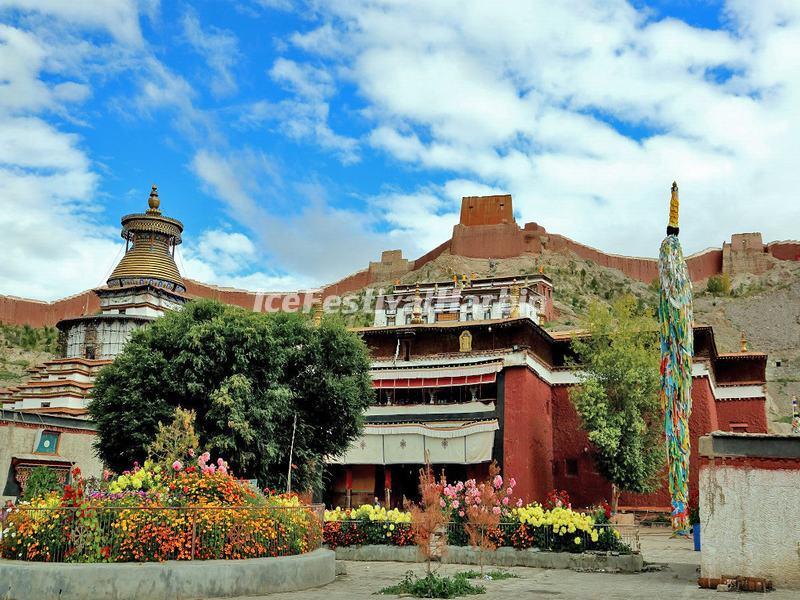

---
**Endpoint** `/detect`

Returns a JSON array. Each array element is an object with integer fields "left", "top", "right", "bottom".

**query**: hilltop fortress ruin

[{"left": 2, "top": 194, "right": 799, "bottom": 328}]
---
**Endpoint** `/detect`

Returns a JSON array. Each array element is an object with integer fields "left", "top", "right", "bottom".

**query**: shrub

[
  {"left": 379, "top": 571, "right": 485, "bottom": 598},
  {"left": 706, "top": 274, "right": 731, "bottom": 295},
  {"left": 20, "top": 466, "right": 63, "bottom": 501},
  {"left": 1, "top": 457, "right": 320, "bottom": 563}
]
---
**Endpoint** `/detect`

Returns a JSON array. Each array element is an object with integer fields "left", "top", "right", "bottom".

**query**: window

[
  {"left": 386, "top": 315, "right": 395, "bottom": 326},
  {"left": 118, "top": 308, "right": 126, "bottom": 314},
  {"left": 41, "top": 401, "right": 51, "bottom": 408},
  {"left": 400, "top": 340, "right": 411, "bottom": 361},
  {"left": 484, "top": 305, "right": 492, "bottom": 320},
  {"left": 730, "top": 423, "right": 748, "bottom": 433},
  {"left": 36, "top": 430, "right": 60, "bottom": 454},
  {"left": 85, "top": 345, "right": 96, "bottom": 359},
  {"left": 464, "top": 311, "right": 473, "bottom": 322},
  {"left": 405, "top": 312, "right": 413, "bottom": 325},
  {"left": 565, "top": 459, "right": 579, "bottom": 477}
]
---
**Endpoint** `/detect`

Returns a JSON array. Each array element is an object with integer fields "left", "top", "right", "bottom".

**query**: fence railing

[{"left": 1, "top": 505, "right": 324, "bottom": 563}]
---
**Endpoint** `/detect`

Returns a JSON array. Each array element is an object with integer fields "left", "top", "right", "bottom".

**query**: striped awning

[{"left": 371, "top": 361, "right": 501, "bottom": 389}]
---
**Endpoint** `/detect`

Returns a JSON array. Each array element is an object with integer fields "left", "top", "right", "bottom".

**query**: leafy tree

[
  {"left": 147, "top": 407, "right": 200, "bottom": 469},
  {"left": 89, "top": 300, "right": 374, "bottom": 492},
  {"left": 706, "top": 273, "right": 731, "bottom": 296},
  {"left": 569, "top": 296, "right": 664, "bottom": 513},
  {"left": 21, "top": 466, "right": 62, "bottom": 500}
]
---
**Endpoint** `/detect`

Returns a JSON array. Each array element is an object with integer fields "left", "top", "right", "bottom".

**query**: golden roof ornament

[
  {"left": 411, "top": 284, "right": 424, "bottom": 324},
  {"left": 147, "top": 184, "right": 161, "bottom": 215},
  {"left": 509, "top": 278, "right": 521, "bottom": 318},
  {"left": 667, "top": 181, "right": 679, "bottom": 236},
  {"left": 741, "top": 331, "right": 748, "bottom": 353},
  {"left": 312, "top": 299, "right": 324, "bottom": 326}
]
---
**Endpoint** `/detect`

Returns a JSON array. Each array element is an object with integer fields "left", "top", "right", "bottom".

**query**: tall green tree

[
  {"left": 89, "top": 300, "right": 374, "bottom": 491},
  {"left": 569, "top": 296, "right": 664, "bottom": 512}
]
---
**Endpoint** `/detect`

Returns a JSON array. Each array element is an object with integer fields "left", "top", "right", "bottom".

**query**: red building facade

[{"left": 325, "top": 317, "right": 768, "bottom": 511}]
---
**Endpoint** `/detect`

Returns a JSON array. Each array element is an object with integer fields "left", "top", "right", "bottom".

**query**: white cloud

[
  {"left": 0, "top": 0, "right": 145, "bottom": 45},
  {"left": 257, "top": 57, "right": 360, "bottom": 164},
  {"left": 182, "top": 10, "right": 240, "bottom": 97},
  {"left": 289, "top": 0, "right": 800, "bottom": 258},
  {"left": 191, "top": 148, "right": 385, "bottom": 282}
]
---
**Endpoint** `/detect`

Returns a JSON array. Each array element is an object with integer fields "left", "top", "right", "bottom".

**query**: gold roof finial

[
  {"left": 740, "top": 331, "right": 748, "bottom": 353},
  {"left": 312, "top": 298, "right": 324, "bottom": 327},
  {"left": 147, "top": 184, "right": 161, "bottom": 214},
  {"left": 667, "top": 181, "right": 679, "bottom": 234},
  {"left": 411, "top": 284, "right": 424, "bottom": 324}
]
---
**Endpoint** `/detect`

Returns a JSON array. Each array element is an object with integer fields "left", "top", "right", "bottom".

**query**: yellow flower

[{"left": 574, "top": 537, "right": 581, "bottom": 545}]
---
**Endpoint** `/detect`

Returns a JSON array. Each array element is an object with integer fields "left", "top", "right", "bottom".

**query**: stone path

[{"left": 221, "top": 530, "right": 795, "bottom": 599}]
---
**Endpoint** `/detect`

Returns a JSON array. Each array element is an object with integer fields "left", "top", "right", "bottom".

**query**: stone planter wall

[
  {"left": 0, "top": 548, "right": 335, "bottom": 600},
  {"left": 332, "top": 544, "right": 643, "bottom": 573}
]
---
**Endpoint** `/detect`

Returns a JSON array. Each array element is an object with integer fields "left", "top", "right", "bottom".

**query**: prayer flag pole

[{"left": 658, "top": 182, "right": 694, "bottom": 534}]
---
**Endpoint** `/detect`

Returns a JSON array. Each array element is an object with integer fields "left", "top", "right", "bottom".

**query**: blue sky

[{"left": 1, "top": 1, "right": 799, "bottom": 300}]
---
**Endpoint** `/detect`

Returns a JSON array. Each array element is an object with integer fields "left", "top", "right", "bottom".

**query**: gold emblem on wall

[{"left": 459, "top": 330, "right": 473, "bottom": 353}]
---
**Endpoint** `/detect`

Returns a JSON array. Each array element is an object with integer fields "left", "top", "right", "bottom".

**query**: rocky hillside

[
  {"left": 352, "top": 249, "right": 799, "bottom": 432},
  {"left": 0, "top": 325, "right": 57, "bottom": 390}
]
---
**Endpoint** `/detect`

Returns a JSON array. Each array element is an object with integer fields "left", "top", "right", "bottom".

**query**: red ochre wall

[
  {"left": 0, "top": 291, "right": 99, "bottom": 328},
  {"left": 767, "top": 241, "right": 800, "bottom": 261},
  {"left": 502, "top": 366, "right": 554, "bottom": 503},
  {"left": 715, "top": 399, "right": 768, "bottom": 433},
  {"left": 551, "top": 386, "right": 611, "bottom": 507}
]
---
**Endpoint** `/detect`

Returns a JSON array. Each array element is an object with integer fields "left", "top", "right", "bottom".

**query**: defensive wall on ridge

[{"left": 2, "top": 195, "right": 798, "bottom": 328}]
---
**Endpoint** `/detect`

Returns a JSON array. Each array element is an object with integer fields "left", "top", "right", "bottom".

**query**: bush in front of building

[
  {"left": 323, "top": 504, "right": 414, "bottom": 548},
  {"left": 1, "top": 455, "right": 321, "bottom": 563},
  {"left": 323, "top": 501, "right": 629, "bottom": 554}
]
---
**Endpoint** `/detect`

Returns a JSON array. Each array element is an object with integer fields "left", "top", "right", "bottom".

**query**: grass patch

[
  {"left": 457, "top": 570, "right": 518, "bottom": 581},
  {"left": 378, "top": 571, "right": 485, "bottom": 598}
]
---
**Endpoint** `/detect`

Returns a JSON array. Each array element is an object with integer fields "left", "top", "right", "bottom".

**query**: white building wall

[{"left": 700, "top": 463, "right": 800, "bottom": 588}]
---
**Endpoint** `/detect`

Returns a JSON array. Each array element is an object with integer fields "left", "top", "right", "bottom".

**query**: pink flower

[
  {"left": 217, "top": 457, "right": 224, "bottom": 467},
  {"left": 516, "top": 498, "right": 523, "bottom": 508},
  {"left": 452, "top": 500, "right": 459, "bottom": 509},
  {"left": 502, "top": 496, "right": 509, "bottom": 506},
  {"left": 492, "top": 506, "right": 501, "bottom": 515},
  {"left": 439, "top": 498, "right": 446, "bottom": 508},
  {"left": 493, "top": 475, "right": 503, "bottom": 489},
  {"left": 509, "top": 478, "right": 516, "bottom": 488},
  {"left": 506, "top": 487, "right": 513, "bottom": 495},
  {"left": 458, "top": 510, "right": 465, "bottom": 517},
  {"left": 218, "top": 465, "right": 228, "bottom": 474},
  {"left": 172, "top": 460, "right": 182, "bottom": 471},
  {"left": 188, "top": 448, "right": 195, "bottom": 458}
]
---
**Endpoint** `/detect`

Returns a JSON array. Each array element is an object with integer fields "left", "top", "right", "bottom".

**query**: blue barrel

[{"left": 692, "top": 524, "right": 701, "bottom": 551}]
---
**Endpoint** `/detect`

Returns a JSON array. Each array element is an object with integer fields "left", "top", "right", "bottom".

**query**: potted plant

[{"left": 689, "top": 504, "right": 700, "bottom": 551}]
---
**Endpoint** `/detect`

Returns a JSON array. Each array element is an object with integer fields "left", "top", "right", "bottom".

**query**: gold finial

[
  {"left": 312, "top": 298, "right": 324, "bottom": 326},
  {"left": 740, "top": 331, "right": 748, "bottom": 352},
  {"left": 411, "top": 284, "right": 424, "bottom": 324},
  {"left": 538, "top": 265, "right": 544, "bottom": 274},
  {"left": 147, "top": 184, "right": 161, "bottom": 214},
  {"left": 509, "top": 278, "right": 521, "bottom": 318},
  {"left": 668, "top": 181, "right": 679, "bottom": 232}
]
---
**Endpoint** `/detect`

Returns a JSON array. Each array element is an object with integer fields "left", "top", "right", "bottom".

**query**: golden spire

[
  {"left": 147, "top": 184, "right": 162, "bottom": 214},
  {"left": 740, "top": 331, "right": 748, "bottom": 352},
  {"left": 411, "top": 284, "right": 424, "bottom": 324},
  {"left": 509, "top": 278, "right": 521, "bottom": 318},
  {"left": 312, "top": 298, "right": 324, "bottom": 326},
  {"left": 667, "top": 181, "right": 679, "bottom": 234}
]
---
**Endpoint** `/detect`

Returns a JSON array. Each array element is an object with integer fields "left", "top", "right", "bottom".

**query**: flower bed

[
  {"left": 1, "top": 456, "right": 322, "bottom": 563},
  {"left": 323, "top": 483, "right": 630, "bottom": 554}
]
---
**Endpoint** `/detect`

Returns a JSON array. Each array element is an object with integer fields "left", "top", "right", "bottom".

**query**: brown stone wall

[
  {"left": 459, "top": 194, "right": 514, "bottom": 226},
  {"left": 450, "top": 222, "right": 525, "bottom": 258},
  {"left": 723, "top": 233, "right": 770, "bottom": 276}
]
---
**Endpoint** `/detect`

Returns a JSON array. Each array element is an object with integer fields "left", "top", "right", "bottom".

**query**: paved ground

[{"left": 221, "top": 530, "right": 794, "bottom": 599}]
